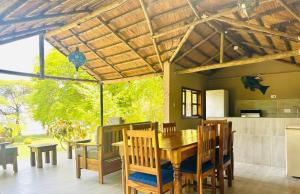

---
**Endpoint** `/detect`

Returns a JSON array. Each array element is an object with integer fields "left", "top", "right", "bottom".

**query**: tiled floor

[{"left": 0, "top": 152, "right": 299, "bottom": 194}]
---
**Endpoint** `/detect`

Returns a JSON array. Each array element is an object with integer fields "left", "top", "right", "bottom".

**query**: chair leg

[
  {"left": 76, "top": 156, "right": 81, "bottom": 179},
  {"left": 133, "top": 189, "right": 138, "bottom": 194},
  {"left": 126, "top": 186, "right": 131, "bottom": 194},
  {"left": 218, "top": 167, "right": 225, "bottom": 194},
  {"left": 98, "top": 171, "right": 104, "bottom": 184},
  {"left": 211, "top": 173, "right": 216, "bottom": 194},
  {"left": 228, "top": 165, "right": 233, "bottom": 187},
  {"left": 13, "top": 157, "right": 18, "bottom": 173}
]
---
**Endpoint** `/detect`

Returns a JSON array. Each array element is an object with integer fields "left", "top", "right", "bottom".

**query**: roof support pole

[
  {"left": 100, "top": 82, "right": 104, "bottom": 127},
  {"left": 220, "top": 32, "right": 224, "bottom": 63},
  {"left": 39, "top": 33, "right": 45, "bottom": 79}
]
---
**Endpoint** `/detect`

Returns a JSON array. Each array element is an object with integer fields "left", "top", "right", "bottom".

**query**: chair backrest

[
  {"left": 203, "top": 120, "right": 232, "bottom": 163},
  {"left": 197, "top": 124, "right": 216, "bottom": 175},
  {"left": 219, "top": 122, "right": 232, "bottom": 159},
  {"left": 162, "top": 122, "right": 176, "bottom": 133},
  {"left": 97, "top": 121, "right": 151, "bottom": 160},
  {"left": 123, "top": 128, "right": 162, "bottom": 190},
  {"left": 130, "top": 122, "right": 158, "bottom": 131}
]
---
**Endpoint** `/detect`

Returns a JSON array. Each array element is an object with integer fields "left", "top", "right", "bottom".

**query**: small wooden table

[
  {"left": 29, "top": 144, "right": 57, "bottom": 168},
  {"left": 112, "top": 129, "right": 198, "bottom": 194},
  {"left": 66, "top": 139, "right": 91, "bottom": 159}
]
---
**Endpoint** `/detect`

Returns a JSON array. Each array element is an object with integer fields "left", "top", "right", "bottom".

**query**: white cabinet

[
  {"left": 286, "top": 126, "right": 300, "bottom": 177},
  {"left": 206, "top": 89, "right": 229, "bottom": 118}
]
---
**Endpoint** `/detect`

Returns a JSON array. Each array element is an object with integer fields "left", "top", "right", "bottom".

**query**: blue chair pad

[
  {"left": 216, "top": 148, "right": 231, "bottom": 164},
  {"left": 180, "top": 156, "right": 214, "bottom": 174},
  {"left": 128, "top": 168, "right": 174, "bottom": 187}
]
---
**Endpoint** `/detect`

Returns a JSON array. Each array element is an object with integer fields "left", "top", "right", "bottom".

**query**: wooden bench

[
  {"left": 0, "top": 142, "right": 18, "bottom": 173},
  {"left": 29, "top": 144, "right": 57, "bottom": 168},
  {"left": 75, "top": 122, "right": 150, "bottom": 183}
]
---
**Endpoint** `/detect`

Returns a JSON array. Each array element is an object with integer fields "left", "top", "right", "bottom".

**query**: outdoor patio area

[{"left": 0, "top": 152, "right": 299, "bottom": 194}]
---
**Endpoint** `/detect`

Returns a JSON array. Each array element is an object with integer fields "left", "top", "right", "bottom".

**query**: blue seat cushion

[
  {"left": 128, "top": 168, "right": 174, "bottom": 187},
  {"left": 215, "top": 148, "right": 231, "bottom": 164},
  {"left": 180, "top": 156, "right": 214, "bottom": 174},
  {"left": 161, "top": 160, "right": 172, "bottom": 170},
  {"left": 5, "top": 146, "right": 18, "bottom": 156}
]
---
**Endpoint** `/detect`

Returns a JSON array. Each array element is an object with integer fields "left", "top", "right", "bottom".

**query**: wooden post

[
  {"left": 39, "top": 34, "right": 45, "bottom": 79},
  {"left": 220, "top": 32, "right": 224, "bottom": 63},
  {"left": 177, "top": 49, "right": 300, "bottom": 74},
  {"left": 100, "top": 82, "right": 104, "bottom": 127}
]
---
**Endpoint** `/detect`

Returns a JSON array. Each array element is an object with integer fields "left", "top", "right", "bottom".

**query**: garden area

[{"left": 0, "top": 48, "right": 164, "bottom": 158}]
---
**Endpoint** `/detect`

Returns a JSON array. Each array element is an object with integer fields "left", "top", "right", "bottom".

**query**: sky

[{"left": 0, "top": 36, "right": 53, "bottom": 80}]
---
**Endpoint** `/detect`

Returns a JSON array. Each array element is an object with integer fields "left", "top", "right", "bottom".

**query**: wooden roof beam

[
  {"left": 177, "top": 50, "right": 300, "bottom": 74},
  {"left": 277, "top": 0, "right": 300, "bottom": 22},
  {"left": 96, "top": 17, "right": 157, "bottom": 73},
  {"left": 69, "top": 29, "right": 125, "bottom": 78},
  {"left": 139, "top": 0, "right": 163, "bottom": 70},
  {"left": 216, "top": 17, "right": 300, "bottom": 42},
  {"left": 0, "top": 10, "right": 89, "bottom": 26},
  {"left": 47, "top": 36, "right": 102, "bottom": 80},
  {"left": 174, "top": 31, "right": 218, "bottom": 63},
  {"left": 153, "top": 6, "right": 239, "bottom": 39},
  {"left": 241, "top": 42, "right": 284, "bottom": 53},
  {"left": 46, "top": 0, "right": 129, "bottom": 37}
]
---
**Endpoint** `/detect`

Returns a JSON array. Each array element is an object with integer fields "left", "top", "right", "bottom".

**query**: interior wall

[
  {"left": 164, "top": 63, "right": 208, "bottom": 129},
  {"left": 207, "top": 60, "right": 300, "bottom": 116}
]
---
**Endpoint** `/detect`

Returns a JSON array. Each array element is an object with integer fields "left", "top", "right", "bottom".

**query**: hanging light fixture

[{"left": 68, "top": 47, "right": 86, "bottom": 71}]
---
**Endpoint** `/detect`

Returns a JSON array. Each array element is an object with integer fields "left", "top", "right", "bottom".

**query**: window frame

[{"left": 181, "top": 87, "right": 202, "bottom": 119}]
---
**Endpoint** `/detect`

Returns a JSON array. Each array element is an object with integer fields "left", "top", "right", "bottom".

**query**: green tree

[
  {"left": 28, "top": 48, "right": 164, "bottom": 133},
  {"left": 0, "top": 80, "right": 31, "bottom": 125},
  {"left": 28, "top": 49, "right": 100, "bottom": 131}
]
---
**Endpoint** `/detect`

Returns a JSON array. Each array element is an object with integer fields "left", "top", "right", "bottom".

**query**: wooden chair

[
  {"left": 203, "top": 120, "right": 233, "bottom": 194},
  {"left": 76, "top": 122, "right": 151, "bottom": 183},
  {"left": 162, "top": 123, "right": 176, "bottom": 133},
  {"left": 130, "top": 122, "right": 158, "bottom": 131},
  {"left": 180, "top": 125, "right": 217, "bottom": 194},
  {"left": 0, "top": 142, "right": 18, "bottom": 173},
  {"left": 123, "top": 127, "right": 174, "bottom": 194}
]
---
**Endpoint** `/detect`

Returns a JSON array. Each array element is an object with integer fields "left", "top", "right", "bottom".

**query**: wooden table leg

[
  {"left": 67, "top": 143, "right": 72, "bottom": 159},
  {"left": 30, "top": 149, "right": 36, "bottom": 167},
  {"left": 173, "top": 163, "right": 182, "bottom": 194},
  {"left": 45, "top": 151, "right": 50, "bottom": 163},
  {"left": 37, "top": 150, "right": 43, "bottom": 168},
  {"left": 52, "top": 147, "right": 57, "bottom": 165}
]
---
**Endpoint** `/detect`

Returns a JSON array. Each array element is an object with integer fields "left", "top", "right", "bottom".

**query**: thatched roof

[{"left": 1, "top": 0, "right": 300, "bottom": 82}]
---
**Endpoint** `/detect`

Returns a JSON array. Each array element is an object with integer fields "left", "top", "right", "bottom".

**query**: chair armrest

[{"left": 75, "top": 139, "right": 92, "bottom": 143}]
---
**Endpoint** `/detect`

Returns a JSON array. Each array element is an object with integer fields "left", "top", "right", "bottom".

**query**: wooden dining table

[{"left": 112, "top": 129, "right": 198, "bottom": 194}]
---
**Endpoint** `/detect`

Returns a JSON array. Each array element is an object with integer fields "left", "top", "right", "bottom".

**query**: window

[{"left": 182, "top": 88, "right": 202, "bottom": 118}]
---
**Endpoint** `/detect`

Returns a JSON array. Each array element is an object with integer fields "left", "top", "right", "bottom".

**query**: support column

[
  {"left": 220, "top": 32, "right": 224, "bottom": 63},
  {"left": 100, "top": 82, "right": 104, "bottom": 126},
  {"left": 39, "top": 34, "right": 45, "bottom": 79}
]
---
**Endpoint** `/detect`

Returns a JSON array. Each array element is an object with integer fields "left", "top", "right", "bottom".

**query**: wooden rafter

[
  {"left": 103, "top": 72, "right": 162, "bottom": 84},
  {"left": 139, "top": 0, "right": 163, "bottom": 70},
  {"left": 174, "top": 31, "right": 217, "bottom": 63},
  {"left": 177, "top": 50, "right": 300, "bottom": 74},
  {"left": 0, "top": 10, "right": 88, "bottom": 26},
  {"left": 277, "top": 0, "right": 300, "bottom": 22},
  {"left": 0, "top": 0, "right": 27, "bottom": 20},
  {"left": 169, "top": 18, "right": 197, "bottom": 63},
  {"left": 220, "top": 32, "right": 224, "bottom": 63},
  {"left": 216, "top": 17, "right": 300, "bottom": 42},
  {"left": 202, "top": 43, "right": 234, "bottom": 66},
  {"left": 47, "top": 36, "right": 102, "bottom": 80},
  {"left": 241, "top": 42, "right": 284, "bottom": 53},
  {"left": 46, "top": 0, "right": 129, "bottom": 37},
  {"left": 69, "top": 29, "right": 125, "bottom": 78},
  {"left": 96, "top": 16, "right": 157, "bottom": 72},
  {"left": 0, "top": 23, "right": 63, "bottom": 41},
  {"left": 153, "top": 6, "right": 239, "bottom": 39}
]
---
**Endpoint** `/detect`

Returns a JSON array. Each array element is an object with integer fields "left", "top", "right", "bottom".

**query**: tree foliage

[{"left": 28, "top": 48, "right": 164, "bottom": 133}]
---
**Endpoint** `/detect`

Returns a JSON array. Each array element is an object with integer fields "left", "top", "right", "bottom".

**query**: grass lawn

[{"left": 11, "top": 134, "right": 65, "bottom": 159}]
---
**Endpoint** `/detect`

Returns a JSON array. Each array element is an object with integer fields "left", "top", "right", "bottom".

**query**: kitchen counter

[{"left": 208, "top": 117, "right": 300, "bottom": 168}]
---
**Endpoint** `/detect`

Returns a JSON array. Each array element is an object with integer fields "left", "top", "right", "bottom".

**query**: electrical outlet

[{"left": 271, "top": 95, "right": 277, "bottom": 99}]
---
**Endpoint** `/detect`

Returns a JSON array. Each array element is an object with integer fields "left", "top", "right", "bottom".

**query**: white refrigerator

[{"left": 206, "top": 89, "right": 229, "bottom": 118}]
